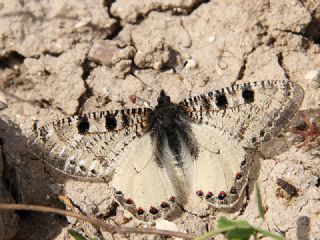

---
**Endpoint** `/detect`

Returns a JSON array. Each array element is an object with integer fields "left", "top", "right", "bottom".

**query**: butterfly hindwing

[
  {"left": 191, "top": 123, "right": 253, "bottom": 207},
  {"left": 112, "top": 134, "right": 183, "bottom": 220}
]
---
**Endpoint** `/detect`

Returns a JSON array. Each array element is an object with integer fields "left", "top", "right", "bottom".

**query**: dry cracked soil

[{"left": 0, "top": 0, "right": 320, "bottom": 239}]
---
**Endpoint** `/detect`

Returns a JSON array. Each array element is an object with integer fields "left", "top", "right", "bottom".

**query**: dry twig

[{"left": 0, "top": 203, "right": 196, "bottom": 239}]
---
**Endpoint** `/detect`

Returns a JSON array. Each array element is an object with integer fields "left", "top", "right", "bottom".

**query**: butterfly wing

[
  {"left": 112, "top": 133, "right": 183, "bottom": 221},
  {"left": 191, "top": 123, "right": 254, "bottom": 207},
  {"left": 180, "top": 80, "right": 304, "bottom": 148},
  {"left": 180, "top": 80, "right": 304, "bottom": 207},
  {"left": 30, "top": 108, "right": 151, "bottom": 180}
]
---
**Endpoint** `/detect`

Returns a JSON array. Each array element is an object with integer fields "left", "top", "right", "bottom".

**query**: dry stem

[{"left": 0, "top": 203, "right": 196, "bottom": 239}]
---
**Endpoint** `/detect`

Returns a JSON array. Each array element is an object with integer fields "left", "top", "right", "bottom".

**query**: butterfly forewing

[
  {"left": 180, "top": 80, "right": 304, "bottom": 148},
  {"left": 30, "top": 108, "right": 151, "bottom": 179}
]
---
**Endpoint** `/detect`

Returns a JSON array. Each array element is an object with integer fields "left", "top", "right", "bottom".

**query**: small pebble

[
  {"left": 305, "top": 70, "right": 320, "bottom": 82},
  {"left": 208, "top": 35, "right": 216, "bottom": 43},
  {"left": 183, "top": 59, "right": 198, "bottom": 70},
  {"left": 66, "top": 216, "right": 77, "bottom": 224},
  {"left": 88, "top": 40, "right": 118, "bottom": 67},
  {"left": 74, "top": 17, "right": 91, "bottom": 28},
  {"left": 156, "top": 219, "right": 182, "bottom": 232}
]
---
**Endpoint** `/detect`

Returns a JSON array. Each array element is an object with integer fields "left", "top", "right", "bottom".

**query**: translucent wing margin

[
  {"left": 179, "top": 80, "right": 304, "bottom": 148},
  {"left": 29, "top": 107, "right": 151, "bottom": 180}
]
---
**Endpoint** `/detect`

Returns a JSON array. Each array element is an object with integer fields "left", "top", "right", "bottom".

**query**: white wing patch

[
  {"left": 191, "top": 123, "right": 250, "bottom": 207},
  {"left": 112, "top": 134, "right": 182, "bottom": 220}
]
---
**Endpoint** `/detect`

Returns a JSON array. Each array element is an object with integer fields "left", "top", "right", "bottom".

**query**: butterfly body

[
  {"left": 148, "top": 90, "right": 198, "bottom": 169},
  {"left": 30, "top": 80, "right": 304, "bottom": 221}
]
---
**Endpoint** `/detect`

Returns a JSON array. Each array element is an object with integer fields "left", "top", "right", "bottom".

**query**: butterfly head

[
  {"left": 157, "top": 90, "right": 172, "bottom": 106},
  {"left": 152, "top": 90, "right": 185, "bottom": 130}
]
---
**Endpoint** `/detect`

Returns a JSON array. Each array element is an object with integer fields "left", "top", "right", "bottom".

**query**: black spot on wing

[
  {"left": 39, "top": 127, "right": 49, "bottom": 139},
  {"left": 79, "top": 165, "right": 87, "bottom": 172},
  {"left": 105, "top": 114, "right": 117, "bottom": 130},
  {"left": 67, "top": 117, "right": 72, "bottom": 124},
  {"left": 200, "top": 95, "right": 211, "bottom": 110},
  {"left": 77, "top": 116, "right": 90, "bottom": 134},
  {"left": 193, "top": 96, "right": 200, "bottom": 104},
  {"left": 121, "top": 110, "right": 130, "bottom": 127},
  {"left": 122, "top": 115, "right": 129, "bottom": 127},
  {"left": 242, "top": 88, "right": 254, "bottom": 103},
  {"left": 215, "top": 93, "right": 228, "bottom": 108}
]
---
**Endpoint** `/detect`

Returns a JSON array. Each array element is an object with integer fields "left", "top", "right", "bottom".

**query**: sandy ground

[{"left": 0, "top": 0, "right": 320, "bottom": 239}]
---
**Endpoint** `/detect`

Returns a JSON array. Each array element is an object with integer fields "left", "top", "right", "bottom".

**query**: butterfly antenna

[
  {"left": 129, "top": 72, "right": 159, "bottom": 108},
  {"left": 130, "top": 71, "right": 160, "bottom": 95}
]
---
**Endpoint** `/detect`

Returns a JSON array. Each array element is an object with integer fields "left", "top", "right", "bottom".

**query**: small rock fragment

[
  {"left": 88, "top": 41, "right": 136, "bottom": 78},
  {"left": 128, "top": 95, "right": 137, "bottom": 104},
  {"left": 88, "top": 40, "right": 119, "bottom": 67},
  {"left": 183, "top": 59, "right": 198, "bottom": 70},
  {"left": 305, "top": 70, "right": 320, "bottom": 82},
  {"left": 74, "top": 17, "right": 91, "bottom": 28},
  {"left": 113, "top": 60, "right": 132, "bottom": 79},
  {"left": 296, "top": 216, "right": 310, "bottom": 240},
  {"left": 111, "top": 46, "right": 136, "bottom": 65},
  {"left": 156, "top": 219, "right": 184, "bottom": 234},
  {"left": 128, "top": 94, "right": 151, "bottom": 108},
  {"left": 208, "top": 35, "right": 216, "bottom": 43},
  {"left": 134, "top": 40, "right": 172, "bottom": 70}
]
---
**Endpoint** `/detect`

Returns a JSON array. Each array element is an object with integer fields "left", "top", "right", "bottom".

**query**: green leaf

[
  {"left": 255, "top": 184, "right": 265, "bottom": 221},
  {"left": 195, "top": 229, "right": 229, "bottom": 240},
  {"left": 196, "top": 216, "right": 286, "bottom": 240},
  {"left": 196, "top": 217, "right": 255, "bottom": 240},
  {"left": 217, "top": 217, "right": 252, "bottom": 229},
  {"left": 224, "top": 229, "right": 254, "bottom": 240},
  {"left": 254, "top": 226, "right": 286, "bottom": 240},
  {"left": 68, "top": 229, "right": 87, "bottom": 240},
  {"left": 218, "top": 217, "right": 255, "bottom": 240}
]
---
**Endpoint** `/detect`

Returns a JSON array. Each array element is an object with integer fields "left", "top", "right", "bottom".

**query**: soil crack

[
  {"left": 74, "top": 59, "right": 94, "bottom": 115},
  {"left": 277, "top": 51, "right": 290, "bottom": 80},
  {"left": 103, "top": 0, "right": 123, "bottom": 39}
]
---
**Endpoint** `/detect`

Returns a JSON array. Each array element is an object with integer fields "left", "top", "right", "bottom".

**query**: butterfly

[{"left": 30, "top": 80, "right": 304, "bottom": 221}]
